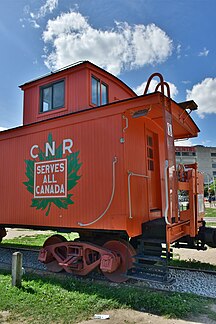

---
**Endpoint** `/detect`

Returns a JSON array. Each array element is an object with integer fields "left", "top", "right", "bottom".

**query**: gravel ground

[
  {"left": 0, "top": 247, "right": 46, "bottom": 271},
  {"left": 144, "top": 268, "right": 216, "bottom": 298}
]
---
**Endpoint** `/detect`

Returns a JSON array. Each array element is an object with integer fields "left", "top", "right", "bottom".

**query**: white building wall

[{"left": 175, "top": 145, "right": 216, "bottom": 184}]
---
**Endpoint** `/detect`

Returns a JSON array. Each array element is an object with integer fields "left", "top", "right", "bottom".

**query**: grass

[
  {"left": 206, "top": 222, "right": 216, "bottom": 227},
  {"left": 204, "top": 208, "right": 216, "bottom": 227},
  {"left": 2, "top": 232, "right": 78, "bottom": 249},
  {"left": 205, "top": 207, "right": 216, "bottom": 218},
  {"left": 0, "top": 270, "right": 214, "bottom": 323},
  {"left": 169, "top": 258, "right": 216, "bottom": 271}
]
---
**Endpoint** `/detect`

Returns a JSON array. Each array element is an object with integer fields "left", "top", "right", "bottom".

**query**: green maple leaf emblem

[{"left": 23, "top": 133, "right": 82, "bottom": 216}]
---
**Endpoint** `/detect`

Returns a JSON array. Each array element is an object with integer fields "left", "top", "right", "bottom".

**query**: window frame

[
  {"left": 39, "top": 79, "right": 65, "bottom": 113},
  {"left": 91, "top": 75, "right": 108, "bottom": 107},
  {"left": 147, "top": 135, "right": 154, "bottom": 171}
]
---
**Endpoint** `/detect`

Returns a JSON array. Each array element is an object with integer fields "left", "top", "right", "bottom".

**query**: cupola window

[
  {"left": 91, "top": 76, "right": 108, "bottom": 106},
  {"left": 40, "top": 80, "right": 65, "bottom": 112}
]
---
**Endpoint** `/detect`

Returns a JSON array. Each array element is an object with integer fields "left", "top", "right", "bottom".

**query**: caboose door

[{"left": 146, "top": 129, "right": 162, "bottom": 212}]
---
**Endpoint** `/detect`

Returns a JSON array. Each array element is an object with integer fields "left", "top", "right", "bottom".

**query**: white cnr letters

[{"left": 30, "top": 138, "right": 73, "bottom": 159}]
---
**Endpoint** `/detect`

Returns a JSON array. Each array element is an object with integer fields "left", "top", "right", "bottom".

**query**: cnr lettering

[{"left": 30, "top": 138, "right": 73, "bottom": 159}]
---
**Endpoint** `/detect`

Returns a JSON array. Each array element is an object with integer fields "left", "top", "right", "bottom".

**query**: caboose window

[
  {"left": 91, "top": 76, "right": 108, "bottom": 106},
  {"left": 40, "top": 80, "right": 65, "bottom": 112},
  {"left": 147, "top": 135, "right": 154, "bottom": 171}
]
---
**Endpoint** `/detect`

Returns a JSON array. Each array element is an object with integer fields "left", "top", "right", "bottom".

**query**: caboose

[{"left": 0, "top": 61, "right": 215, "bottom": 282}]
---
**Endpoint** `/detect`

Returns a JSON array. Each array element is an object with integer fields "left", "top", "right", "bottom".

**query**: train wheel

[
  {"left": 43, "top": 234, "right": 67, "bottom": 273},
  {"left": 101, "top": 240, "right": 135, "bottom": 283}
]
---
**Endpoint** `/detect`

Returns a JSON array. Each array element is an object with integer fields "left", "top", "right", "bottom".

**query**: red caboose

[{"left": 0, "top": 61, "right": 215, "bottom": 282}]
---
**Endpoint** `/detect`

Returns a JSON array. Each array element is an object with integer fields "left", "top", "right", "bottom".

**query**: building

[{"left": 175, "top": 145, "right": 216, "bottom": 183}]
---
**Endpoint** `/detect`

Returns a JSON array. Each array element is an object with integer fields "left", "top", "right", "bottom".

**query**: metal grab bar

[
  {"left": 143, "top": 72, "right": 165, "bottom": 95},
  {"left": 127, "top": 171, "right": 149, "bottom": 219},
  {"left": 78, "top": 157, "right": 118, "bottom": 227},
  {"left": 164, "top": 160, "right": 171, "bottom": 225},
  {"left": 155, "top": 81, "right": 171, "bottom": 98}
]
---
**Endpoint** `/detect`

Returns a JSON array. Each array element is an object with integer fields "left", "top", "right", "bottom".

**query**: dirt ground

[
  {"left": 1, "top": 309, "right": 216, "bottom": 324},
  {"left": 2, "top": 228, "right": 52, "bottom": 240},
  {"left": 79, "top": 308, "right": 216, "bottom": 324},
  {"left": 2, "top": 228, "right": 216, "bottom": 324},
  {"left": 173, "top": 246, "right": 216, "bottom": 265}
]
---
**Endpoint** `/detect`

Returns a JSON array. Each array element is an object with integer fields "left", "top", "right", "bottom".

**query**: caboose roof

[
  {"left": 19, "top": 61, "right": 85, "bottom": 88},
  {"left": 125, "top": 93, "right": 200, "bottom": 139},
  {"left": 19, "top": 60, "right": 136, "bottom": 97},
  {"left": 0, "top": 91, "right": 199, "bottom": 141}
]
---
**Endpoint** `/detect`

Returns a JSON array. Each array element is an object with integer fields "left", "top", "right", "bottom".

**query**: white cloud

[
  {"left": 42, "top": 11, "right": 173, "bottom": 75},
  {"left": 174, "top": 139, "right": 193, "bottom": 146},
  {"left": 186, "top": 78, "right": 216, "bottom": 118},
  {"left": 176, "top": 43, "right": 181, "bottom": 59},
  {"left": 0, "top": 127, "right": 7, "bottom": 132},
  {"left": 35, "top": 0, "right": 58, "bottom": 19},
  {"left": 133, "top": 79, "right": 178, "bottom": 99},
  {"left": 198, "top": 47, "right": 209, "bottom": 57},
  {"left": 182, "top": 80, "right": 191, "bottom": 85},
  {"left": 23, "top": 0, "right": 58, "bottom": 28}
]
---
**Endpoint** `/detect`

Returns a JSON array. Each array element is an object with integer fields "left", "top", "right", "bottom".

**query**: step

[
  {"left": 134, "top": 254, "right": 167, "bottom": 263},
  {"left": 142, "top": 245, "right": 163, "bottom": 252},
  {"left": 133, "top": 262, "right": 167, "bottom": 274},
  {"left": 140, "top": 238, "right": 166, "bottom": 244},
  {"left": 127, "top": 268, "right": 174, "bottom": 284},
  {"left": 141, "top": 251, "right": 173, "bottom": 258}
]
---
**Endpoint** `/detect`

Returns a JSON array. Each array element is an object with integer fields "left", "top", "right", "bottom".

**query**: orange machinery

[{"left": 0, "top": 62, "right": 214, "bottom": 282}]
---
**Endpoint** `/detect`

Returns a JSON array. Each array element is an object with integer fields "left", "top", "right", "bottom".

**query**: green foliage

[
  {"left": 0, "top": 271, "right": 213, "bottom": 323},
  {"left": 23, "top": 133, "right": 82, "bottom": 216},
  {"left": 204, "top": 179, "right": 216, "bottom": 197},
  {"left": 23, "top": 159, "right": 34, "bottom": 194}
]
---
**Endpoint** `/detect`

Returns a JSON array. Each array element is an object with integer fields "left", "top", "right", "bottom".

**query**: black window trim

[{"left": 39, "top": 79, "right": 65, "bottom": 113}]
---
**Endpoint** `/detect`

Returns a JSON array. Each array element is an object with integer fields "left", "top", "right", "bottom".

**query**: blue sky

[{"left": 0, "top": 0, "right": 216, "bottom": 146}]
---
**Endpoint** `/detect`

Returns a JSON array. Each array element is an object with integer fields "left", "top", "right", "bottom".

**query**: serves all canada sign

[
  {"left": 34, "top": 159, "right": 67, "bottom": 198},
  {"left": 23, "top": 133, "right": 82, "bottom": 216}
]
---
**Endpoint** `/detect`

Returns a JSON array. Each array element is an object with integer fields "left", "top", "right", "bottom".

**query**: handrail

[
  {"left": 127, "top": 171, "right": 149, "bottom": 219},
  {"left": 155, "top": 81, "right": 171, "bottom": 98},
  {"left": 164, "top": 160, "right": 171, "bottom": 225},
  {"left": 122, "top": 115, "right": 128, "bottom": 132},
  {"left": 143, "top": 73, "right": 171, "bottom": 99},
  {"left": 143, "top": 73, "right": 165, "bottom": 95},
  {"left": 78, "top": 157, "right": 118, "bottom": 227}
]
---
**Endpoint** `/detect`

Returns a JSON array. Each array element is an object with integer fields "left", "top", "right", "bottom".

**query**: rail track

[
  {"left": 0, "top": 245, "right": 216, "bottom": 298},
  {"left": 1, "top": 245, "right": 216, "bottom": 276}
]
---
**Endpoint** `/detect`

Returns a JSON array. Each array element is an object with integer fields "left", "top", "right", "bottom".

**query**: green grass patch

[
  {"left": 205, "top": 208, "right": 216, "bottom": 217},
  {"left": 0, "top": 270, "right": 213, "bottom": 323},
  {"left": 206, "top": 222, "right": 216, "bottom": 227},
  {"left": 169, "top": 258, "right": 216, "bottom": 271},
  {"left": 2, "top": 232, "right": 78, "bottom": 249}
]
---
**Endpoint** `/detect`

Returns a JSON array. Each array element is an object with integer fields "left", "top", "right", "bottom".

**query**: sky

[{"left": 0, "top": 0, "right": 216, "bottom": 147}]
